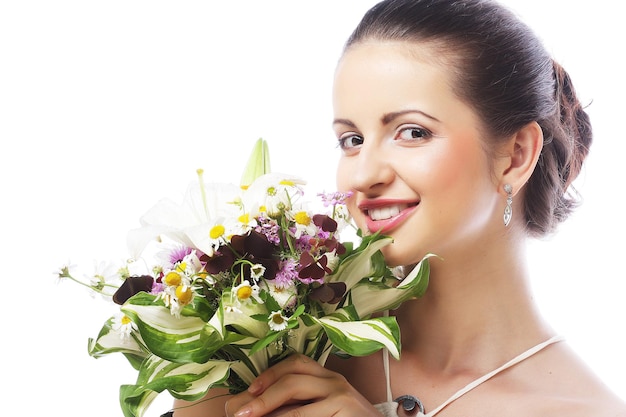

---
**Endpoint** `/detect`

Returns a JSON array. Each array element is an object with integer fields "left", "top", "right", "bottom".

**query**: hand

[
  {"left": 225, "top": 353, "right": 381, "bottom": 417},
  {"left": 225, "top": 391, "right": 299, "bottom": 417}
]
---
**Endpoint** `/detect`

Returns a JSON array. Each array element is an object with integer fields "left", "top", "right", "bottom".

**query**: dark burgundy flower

[
  {"left": 298, "top": 251, "right": 332, "bottom": 281},
  {"left": 309, "top": 282, "right": 347, "bottom": 304},
  {"left": 231, "top": 231, "right": 279, "bottom": 280},
  {"left": 312, "top": 214, "right": 338, "bottom": 233},
  {"left": 112, "top": 275, "right": 154, "bottom": 305},
  {"left": 320, "top": 238, "right": 346, "bottom": 256},
  {"left": 231, "top": 230, "right": 275, "bottom": 260},
  {"left": 201, "top": 248, "right": 236, "bottom": 274}
]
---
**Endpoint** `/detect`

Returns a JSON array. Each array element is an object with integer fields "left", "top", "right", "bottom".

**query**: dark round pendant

[{"left": 395, "top": 394, "right": 425, "bottom": 414}]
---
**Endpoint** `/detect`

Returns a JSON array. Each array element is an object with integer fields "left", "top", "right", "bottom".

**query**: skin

[{"left": 172, "top": 41, "right": 626, "bottom": 417}]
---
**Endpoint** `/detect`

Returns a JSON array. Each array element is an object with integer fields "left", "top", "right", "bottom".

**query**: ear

[{"left": 496, "top": 121, "right": 543, "bottom": 197}]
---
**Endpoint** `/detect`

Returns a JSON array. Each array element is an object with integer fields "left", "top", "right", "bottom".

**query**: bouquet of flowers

[{"left": 58, "top": 139, "right": 432, "bottom": 417}]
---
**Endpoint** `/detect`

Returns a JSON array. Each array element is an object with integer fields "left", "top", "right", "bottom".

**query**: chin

[
  {"left": 380, "top": 245, "right": 413, "bottom": 269},
  {"left": 381, "top": 236, "right": 434, "bottom": 268}
]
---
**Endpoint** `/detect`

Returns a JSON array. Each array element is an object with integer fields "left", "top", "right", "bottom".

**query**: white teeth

[{"left": 368, "top": 204, "right": 408, "bottom": 221}]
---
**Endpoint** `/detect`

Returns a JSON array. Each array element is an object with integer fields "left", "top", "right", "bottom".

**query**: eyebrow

[
  {"left": 332, "top": 109, "right": 440, "bottom": 129},
  {"left": 381, "top": 109, "right": 440, "bottom": 124}
]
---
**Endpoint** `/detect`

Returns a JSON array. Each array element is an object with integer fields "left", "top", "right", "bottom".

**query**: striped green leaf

[
  {"left": 121, "top": 293, "right": 225, "bottom": 364},
  {"left": 88, "top": 316, "right": 146, "bottom": 359},
  {"left": 349, "top": 254, "right": 434, "bottom": 317},
  {"left": 308, "top": 307, "right": 401, "bottom": 359},
  {"left": 120, "top": 354, "right": 233, "bottom": 417},
  {"left": 326, "top": 234, "right": 394, "bottom": 291}
]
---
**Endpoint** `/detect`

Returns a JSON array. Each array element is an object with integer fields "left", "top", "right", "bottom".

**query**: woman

[{"left": 174, "top": 0, "right": 626, "bottom": 415}]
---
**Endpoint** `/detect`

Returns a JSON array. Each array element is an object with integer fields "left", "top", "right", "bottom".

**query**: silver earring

[{"left": 503, "top": 184, "right": 513, "bottom": 226}]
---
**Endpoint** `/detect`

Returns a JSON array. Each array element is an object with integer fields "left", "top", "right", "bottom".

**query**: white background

[{"left": 1, "top": 1, "right": 624, "bottom": 416}]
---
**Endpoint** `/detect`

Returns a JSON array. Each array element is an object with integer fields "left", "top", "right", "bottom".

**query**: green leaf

[
  {"left": 88, "top": 316, "right": 147, "bottom": 364},
  {"left": 310, "top": 310, "right": 401, "bottom": 359},
  {"left": 121, "top": 293, "right": 225, "bottom": 363},
  {"left": 349, "top": 254, "right": 434, "bottom": 317},
  {"left": 240, "top": 138, "right": 271, "bottom": 189},
  {"left": 120, "top": 355, "right": 234, "bottom": 417},
  {"left": 325, "top": 234, "right": 394, "bottom": 295}
]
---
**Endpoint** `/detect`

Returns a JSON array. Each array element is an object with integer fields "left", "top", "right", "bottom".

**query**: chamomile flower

[
  {"left": 249, "top": 263, "right": 266, "bottom": 281},
  {"left": 290, "top": 209, "right": 318, "bottom": 238},
  {"left": 268, "top": 310, "right": 289, "bottom": 331},
  {"left": 166, "top": 284, "right": 194, "bottom": 317},
  {"left": 232, "top": 280, "right": 262, "bottom": 306},
  {"left": 112, "top": 313, "right": 138, "bottom": 340},
  {"left": 233, "top": 211, "right": 258, "bottom": 235}
]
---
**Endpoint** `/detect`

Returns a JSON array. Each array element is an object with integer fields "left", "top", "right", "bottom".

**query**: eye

[
  {"left": 337, "top": 134, "right": 364, "bottom": 152},
  {"left": 395, "top": 126, "right": 432, "bottom": 142}
]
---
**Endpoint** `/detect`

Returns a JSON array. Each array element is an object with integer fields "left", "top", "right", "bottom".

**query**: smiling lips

[{"left": 359, "top": 201, "right": 419, "bottom": 234}]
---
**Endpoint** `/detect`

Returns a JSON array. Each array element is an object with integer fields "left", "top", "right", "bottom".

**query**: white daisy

[
  {"left": 268, "top": 310, "right": 289, "bottom": 331},
  {"left": 111, "top": 313, "right": 138, "bottom": 340},
  {"left": 250, "top": 263, "right": 266, "bottom": 281},
  {"left": 232, "top": 280, "right": 262, "bottom": 306},
  {"left": 290, "top": 209, "right": 319, "bottom": 238}
]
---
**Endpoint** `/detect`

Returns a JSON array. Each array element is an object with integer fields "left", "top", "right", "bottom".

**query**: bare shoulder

[{"left": 509, "top": 341, "right": 626, "bottom": 417}]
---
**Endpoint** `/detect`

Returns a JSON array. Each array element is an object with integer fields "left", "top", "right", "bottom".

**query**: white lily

[
  {"left": 240, "top": 138, "right": 271, "bottom": 189},
  {"left": 126, "top": 180, "right": 241, "bottom": 258}
]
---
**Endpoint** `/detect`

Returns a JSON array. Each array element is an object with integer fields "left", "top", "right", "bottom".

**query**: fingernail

[{"left": 234, "top": 408, "right": 251, "bottom": 417}]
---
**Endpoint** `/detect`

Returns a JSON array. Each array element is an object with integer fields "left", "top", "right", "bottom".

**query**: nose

[{"left": 348, "top": 141, "right": 395, "bottom": 195}]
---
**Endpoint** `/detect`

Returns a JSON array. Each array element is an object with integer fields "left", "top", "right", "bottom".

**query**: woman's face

[{"left": 334, "top": 42, "right": 502, "bottom": 267}]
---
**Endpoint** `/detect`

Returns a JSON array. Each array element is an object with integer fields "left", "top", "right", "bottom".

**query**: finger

[
  {"left": 241, "top": 386, "right": 376, "bottom": 417},
  {"left": 236, "top": 373, "right": 344, "bottom": 417},
  {"left": 248, "top": 354, "right": 331, "bottom": 395},
  {"left": 224, "top": 390, "right": 256, "bottom": 417}
]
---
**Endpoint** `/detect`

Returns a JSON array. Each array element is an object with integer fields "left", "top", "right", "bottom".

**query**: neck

[{"left": 395, "top": 237, "right": 553, "bottom": 374}]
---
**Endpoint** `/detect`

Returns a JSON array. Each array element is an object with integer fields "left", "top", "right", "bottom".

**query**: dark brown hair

[{"left": 344, "top": 0, "right": 592, "bottom": 237}]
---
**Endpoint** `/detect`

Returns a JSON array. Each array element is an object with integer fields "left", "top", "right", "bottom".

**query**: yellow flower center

[
  {"left": 272, "top": 314, "right": 285, "bottom": 325},
  {"left": 164, "top": 271, "right": 182, "bottom": 286},
  {"left": 236, "top": 285, "right": 253, "bottom": 300},
  {"left": 210, "top": 224, "right": 225, "bottom": 239},
  {"left": 176, "top": 286, "right": 193, "bottom": 305},
  {"left": 238, "top": 213, "right": 250, "bottom": 224},
  {"left": 294, "top": 211, "right": 311, "bottom": 225},
  {"left": 121, "top": 315, "right": 132, "bottom": 325},
  {"left": 279, "top": 180, "right": 295, "bottom": 186}
]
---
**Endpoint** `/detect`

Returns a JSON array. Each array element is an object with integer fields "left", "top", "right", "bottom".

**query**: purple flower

[
  {"left": 274, "top": 258, "right": 299, "bottom": 288},
  {"left": 255, "top": 216, "right": 281, "bottom": 245},
  {"left": 165, "top": 246, "right": 194, "bottom": 269},
  {"left": 151, "top": 281, "right": 165, "bottom": 294},
  {"left": 318, "top": 191, "right": 353, "bottom": 207}
]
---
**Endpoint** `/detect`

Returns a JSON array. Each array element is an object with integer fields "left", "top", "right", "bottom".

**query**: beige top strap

[
  {"left": 425, "top": 334, "right": 565, "bottom": 416},
  {"left": 379, "top": 334, "right": 565, "bottom": 417},
  {"left": 382, "top": 310, "right": 393, "bottom": 403}
]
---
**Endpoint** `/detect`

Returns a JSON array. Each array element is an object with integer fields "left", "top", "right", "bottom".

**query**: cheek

[{"left": 427, "top": 136, "right": 487, "bottom": 191}]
